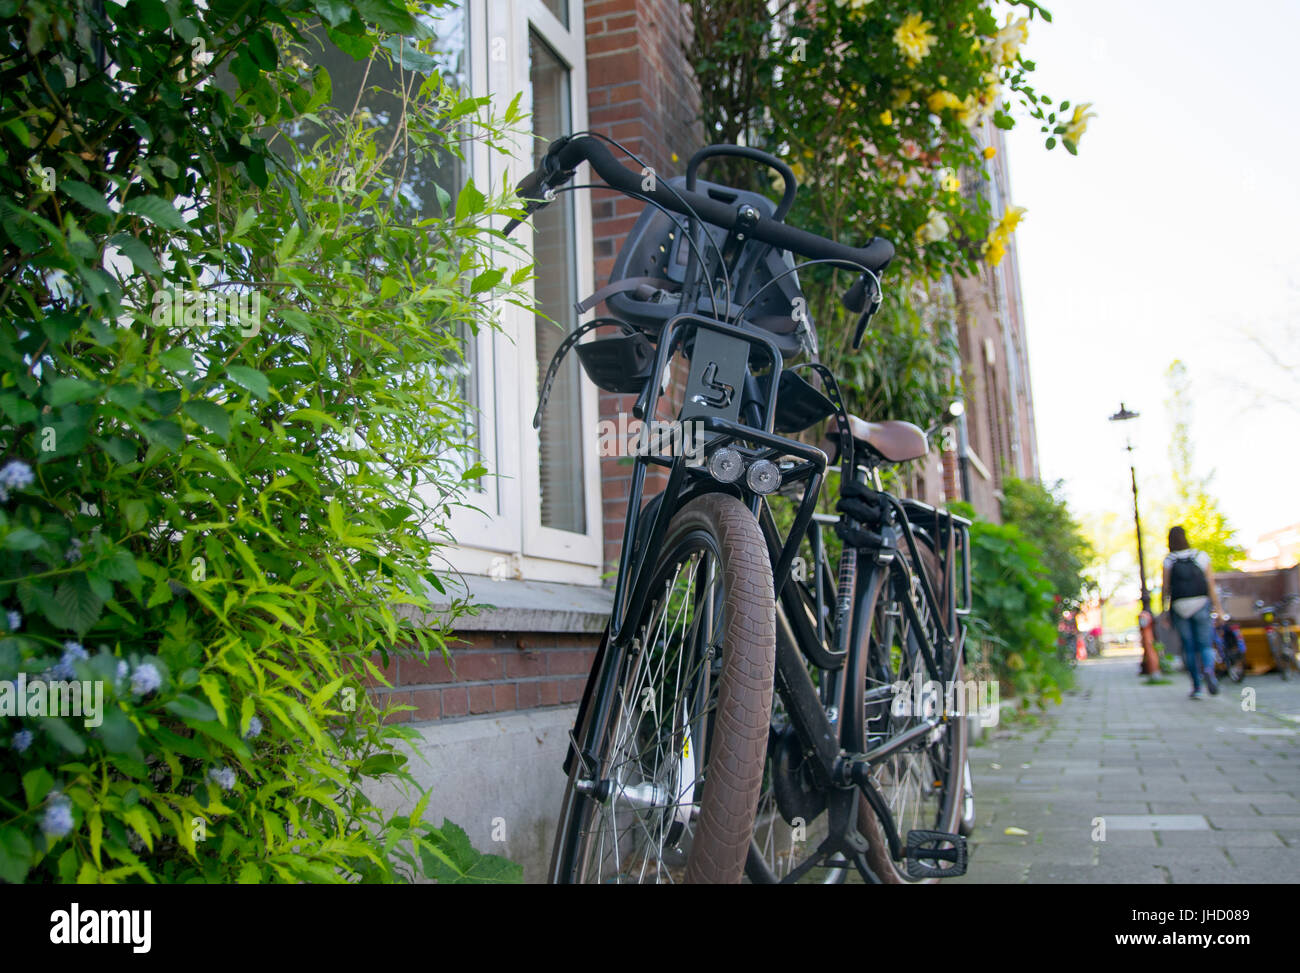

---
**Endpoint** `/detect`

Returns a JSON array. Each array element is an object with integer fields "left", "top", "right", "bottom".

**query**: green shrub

[
  {"left": 949, "top": 501, "right": 1069, "bottom": 707},
  {"left": 1, "top": 0, "right": 524, "bottom": 882}
]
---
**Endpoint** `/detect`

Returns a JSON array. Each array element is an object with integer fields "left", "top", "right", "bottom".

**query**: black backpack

[{"left": 1168, "top": 552, "right": 1208, "bottom": 601}]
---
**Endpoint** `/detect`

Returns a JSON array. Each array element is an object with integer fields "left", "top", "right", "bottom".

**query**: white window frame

[{"left": 443, "top": 0, "right": 602, "bottom": 586}]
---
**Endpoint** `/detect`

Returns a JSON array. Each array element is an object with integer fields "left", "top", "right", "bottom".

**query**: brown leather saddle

[{"left": 846, "top": 415, "right": 928, "bottom": 464}]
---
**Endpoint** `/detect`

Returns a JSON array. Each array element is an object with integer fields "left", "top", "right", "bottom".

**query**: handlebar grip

[{"left": 550, "top": 136, "right": 896, "bottom": 273}]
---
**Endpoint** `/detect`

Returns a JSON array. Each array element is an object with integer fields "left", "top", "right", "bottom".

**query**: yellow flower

[
  {"left": 955, "top": 94, "right": 979, "bottom": 126},
  {"left": 894, "top": 12, "right": 938, "bottom": 65},
  {"left": 983, "top": 145, "right": 997, "bottom": 160},
  {"left": 999, "top": 205, "right": 1026, "bottom": 233},
  {"left": 891, "top": 88, "right": 912, "bottom": 109},
  {"left": 927, "top": 90, "right": 964, "bottom": 113},
  {"left": 1064, "top": 102, "right": 1096, "bottom": 146},
  {"left": 939, "top": 168, "right": 961, "bottom": 193},
  {"left": 991, "top": 16, "right": 1029, "bottom": 65},
  {"left": 879, "top": 109, "right": 893, "bottom": 126},
  {"left": 984, "top": 234, "right": 1008, "bottom": 266}
]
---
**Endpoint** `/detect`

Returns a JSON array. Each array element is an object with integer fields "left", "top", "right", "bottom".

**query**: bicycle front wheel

[{"left": 548, "top": 493, "right": 776, "bottom": 883}]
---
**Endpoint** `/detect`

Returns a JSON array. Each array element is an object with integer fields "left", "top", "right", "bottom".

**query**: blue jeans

[{"left": 1172, "top": 602, "right": 1216, "bottom": 692}]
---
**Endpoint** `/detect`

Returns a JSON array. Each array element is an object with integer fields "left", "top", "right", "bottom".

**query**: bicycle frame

[{"left": 551, "top": 143, "right": 972, "bottom": 878}]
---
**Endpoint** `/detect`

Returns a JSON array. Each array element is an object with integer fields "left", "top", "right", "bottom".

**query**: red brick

[
  {"left": 516, "top": 681, "right": 542, "bottom": 710},
  {"left": 441, "top": 687, "right": 468, "bottom": 718},
  {"left": 506, "top": 651, "right": 547, "bottom": 679},
  {"left": 468, "top": 685, "right": 494, "bottom": 715},
  {"left": 399, "top": 653, "right": 453, "bottom": 685},
  {"left": 452, "top": 652, "right": 503, "bottom": 682},
  {"left": 549, "top": 650, "right": 594, "bottom": 676},
  {"left": 538, "top": 680, "right": 562, "bottom": 707},
  {"left": 493, "top": 684, "right": 517, "bottom": 713},
  {"left": 560, "top": 679, "right": 584, "bottom": 704},
  {"left": 410, "top": 689, "right": 441, "bottom": 722}
]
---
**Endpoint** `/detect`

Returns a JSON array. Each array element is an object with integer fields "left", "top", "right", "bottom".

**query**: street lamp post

[{"left": 1108, "top": 403, "right": 1159, "bottom": 676}]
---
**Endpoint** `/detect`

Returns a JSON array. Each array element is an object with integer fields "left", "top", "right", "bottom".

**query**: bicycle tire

[
  {"left": 1268, "top": 629, "right": 1292, "bottom": 681},
  {"left": 548, "top": 493, "right": 775, "bottom": 883},
  {"left": 849, "top": 539, "right": 967, "bottom": 884}
]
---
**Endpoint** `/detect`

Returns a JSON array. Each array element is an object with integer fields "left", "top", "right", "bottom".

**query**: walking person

[{"left": 1161, "top": 525, "right": 1224, "bottom": 699}]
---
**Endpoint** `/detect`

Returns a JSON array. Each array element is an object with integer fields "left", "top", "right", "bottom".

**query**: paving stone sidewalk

[{"left": 955, "top": 653, "right": 1300, "bottom": 884}]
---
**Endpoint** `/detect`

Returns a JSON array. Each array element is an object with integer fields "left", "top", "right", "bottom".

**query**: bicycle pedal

[{"left": 904, "top": 830, "right": 967, "bottom": 879}]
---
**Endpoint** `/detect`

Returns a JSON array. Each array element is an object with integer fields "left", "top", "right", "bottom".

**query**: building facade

[{"left": 362, "top": 0, "right": 1041, "bottom": 878}]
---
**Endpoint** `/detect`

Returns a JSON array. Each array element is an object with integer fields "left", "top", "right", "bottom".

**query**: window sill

[{"left": 403, "top": 574, "right": 614, "bottom": 634}]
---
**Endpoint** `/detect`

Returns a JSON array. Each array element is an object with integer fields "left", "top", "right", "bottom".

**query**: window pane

[
  {"left": 540, "top": 0, "right": 569, "bottom": 28},
  {"left": 530, "top": 33, "right": 585, "bottom": 534}
]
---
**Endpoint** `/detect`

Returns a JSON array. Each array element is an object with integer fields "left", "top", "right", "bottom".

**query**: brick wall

[
  {"left": 586, "top": 0, "right": 703, "bottom": 574},
  {"left": 370, "top": 632, "right": 601, "bottom": 724}
]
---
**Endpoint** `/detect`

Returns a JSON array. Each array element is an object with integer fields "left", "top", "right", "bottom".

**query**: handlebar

[{"left": 508, "top": 135, "right": 895, "bottom": 275}]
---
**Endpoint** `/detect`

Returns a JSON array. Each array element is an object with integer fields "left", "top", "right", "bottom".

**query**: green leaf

[
  {"left": 22, "top": 767, "right": 55, "bottom": 808},
  {"left": 123, "top": 195, "right": 189, "bottom": 232},
  {"left": 454, "top": 178, "right": 486, "bottom": 222},
  {"left": 315, "top": 0, "right": 355, "bottom": 27},
  {"left": 249, "top": 30, "right": 278, "bottom": 70},
  {"left": 46, "top": 376, "right": 100, "bottom": 407},
  {"left": 95, "top": 706, "right": 140, "bottom": 753},
  {"left": 470, "top": 268, "right": 504, "bottom": 294},
  {"left": 183, "top": 400, "right": 231, "bottom": 441},
  {"left": 95, "top": 548, "right": 141, "bottom": 583},
  {"left": 226, "top": 365, "right": 270, "bottom": 399},
  {"left": 61, "top": 180, "right": 112, "bottom": 216},
  {"left": 51, "top": 576, "right": 104, "bottom": 635},
  {"left": 44, "top": 717, "right": 88, "bottom": 755},
  {"left": 3, "top": 528, "right": 45, "bottom": 551},
  {"left": 158, "top": 346, "right": 196, "bottom": 373},
  {"left": 123, "top": 499, "right": 149, "bottom": 532},
  {"left": 0, "top": 828, "right": 33, "bottom": 884},
  {"left": 164, "top": 695, "right": 218, "bottom": 722},
  {"left": 420, "top": 820, "right": 522, "bottom": 884},
  {"left": 141, "top": 419, "right": 184, "bottom": 452},
  {"left": 108, "top": 233, "right": 163, "bottom": 277}
]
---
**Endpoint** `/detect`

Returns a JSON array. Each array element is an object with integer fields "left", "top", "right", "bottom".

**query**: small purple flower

[
  {"left": 0, "top": 460, "right": 35, "bottom": 491},
  {"left": 6, "top": 610, "right": 20, "bottom": 632},
  {"left": 12, "top": 729, "right": 33, "bottom": 752},
  {"left": 207, "top": 766, "right": 236, "bottom": 791},
  {"left": 130, "top": 662, "right": 161, "bottom": 696},
  {"left": 64, "top": 538, "right": 83, "bottom": 563},
  {"left": 41, "top": 799, "right": 74, "bottom": 839},
  {"left": 115, "top": 659, "right": 129, "bottom": 685},
  {"left": 243, "top": 715, "right": 263, "bottom": 740},
  {"left": 50, "top": 641, "right": 88, "bottom": 680}
]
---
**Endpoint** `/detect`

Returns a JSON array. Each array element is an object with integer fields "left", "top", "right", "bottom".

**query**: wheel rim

[{"left": 571, "top": 535, "right": 724, "bottom": 883}]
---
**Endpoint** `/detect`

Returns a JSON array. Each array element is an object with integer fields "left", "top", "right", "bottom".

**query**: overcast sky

[{"left": 1003, "top": 0, "right": 1300, "bottom": 546}]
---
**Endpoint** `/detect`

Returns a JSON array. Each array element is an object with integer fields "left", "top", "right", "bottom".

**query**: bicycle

[
  {"left": 511, "top": 134, "right": 972, "bottom": 884},
  {"left": 1255, "top": 598, "right": 1299, "bottom": 680}
]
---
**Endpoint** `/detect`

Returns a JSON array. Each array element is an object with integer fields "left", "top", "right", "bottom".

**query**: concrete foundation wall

[{"left": 366, "top": 706, "right": 579, "bottom": 882}]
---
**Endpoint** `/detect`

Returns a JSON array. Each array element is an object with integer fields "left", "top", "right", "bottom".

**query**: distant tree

[
  {"left": 1001, "top": 478, "right": 1093, "bottom": 610},
  {"left": 1162, "top": 361, "right": 1246, "bottom": 570}
]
